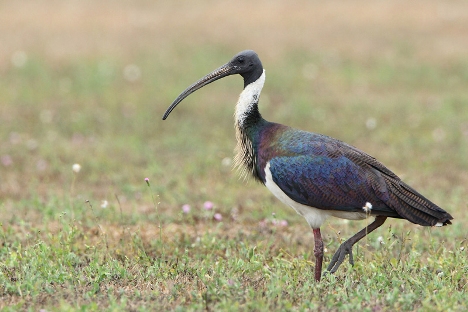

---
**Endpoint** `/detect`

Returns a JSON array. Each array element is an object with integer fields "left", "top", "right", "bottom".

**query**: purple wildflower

[
  {"left": 279, "top": 220, "right": 288, "bottom": 227},
  {"left": 1, "top": 155, "right": 13, "bottom": 167},
  {"left": 182, "top": 204, "right": 191, "bottom": 214},
  {"left": 203, "top": 201, "right": 214, "bottom": 210}
]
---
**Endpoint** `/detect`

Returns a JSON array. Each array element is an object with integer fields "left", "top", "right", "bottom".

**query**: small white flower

[
  {"left": 11, "top": 50, "right": 27, "bottom": 68},
  {"left": 72, "top": 163, "right": 81, "bottom": 173},
  {"left": 101, "top": 200, "right": 108, "bottom": 208},
  {"left": 362, "top": 202, "right": 373, "bottom": 213},
  {"left": 366, "top": 118, "right": 377, "bottom": 130},
  {"left": 123, "top": 64, "right": 141, "bottom": 82},
  {"left": 377, "top": 236, "right": 385, "bottom": 244},
  {"left": 221, "top": 157, "right": 232, "bottom": 167}
]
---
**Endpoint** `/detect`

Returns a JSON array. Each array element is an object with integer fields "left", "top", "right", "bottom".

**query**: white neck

[{"left": 235, "top": 70, "right": 265, "bottom": 126}]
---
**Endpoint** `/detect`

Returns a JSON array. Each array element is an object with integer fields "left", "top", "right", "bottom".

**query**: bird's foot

[
  {"left": 325, "top": 217, "right": 387, "bottom": 275},
  {"left": 326, "top": 241, "right": 354, "bottom": 274}
]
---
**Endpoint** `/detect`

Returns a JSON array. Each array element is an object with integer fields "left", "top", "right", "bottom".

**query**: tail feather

[
  {"left": 386, "top": 179, "right": 453, "bottom": 226},
  {"left": 392, "top": 183, "right": 439, "bottom": 216},
  {"left": 392, "top": 195, "right": 432, "bottom": 225}
]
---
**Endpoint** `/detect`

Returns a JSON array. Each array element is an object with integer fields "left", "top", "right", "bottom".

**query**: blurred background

[
  {"left": 1, "top": 1, "right": 467, "bottom": 308},
  {"left": 0, "top": 0, "right": 467, "bottom": 235}
]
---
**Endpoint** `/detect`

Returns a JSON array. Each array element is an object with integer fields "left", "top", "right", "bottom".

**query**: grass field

[{"left": 1, "top": 0, "right": 467, "bottom": 310}]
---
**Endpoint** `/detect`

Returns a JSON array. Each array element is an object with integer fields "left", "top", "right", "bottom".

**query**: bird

[{"left": 162, "top": 50, "right": 453, "bottom": 282}]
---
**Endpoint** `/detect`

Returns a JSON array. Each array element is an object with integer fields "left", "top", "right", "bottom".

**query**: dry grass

[{"left": 2, "top": 0, "right": 468, "bottom": 62}]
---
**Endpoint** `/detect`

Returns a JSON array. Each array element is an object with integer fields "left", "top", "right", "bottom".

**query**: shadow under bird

[{"left": 162, "top": 50, "right": 453, "bottom": 282}]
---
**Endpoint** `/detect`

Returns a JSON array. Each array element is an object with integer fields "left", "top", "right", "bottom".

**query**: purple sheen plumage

[{"left": 246, "top": 122, "right": 452, "bottom": 226}]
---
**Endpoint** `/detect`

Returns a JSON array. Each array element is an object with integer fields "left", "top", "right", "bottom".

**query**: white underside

[{"left": 264, "top": 162, "right": 367, "bottom": 229}]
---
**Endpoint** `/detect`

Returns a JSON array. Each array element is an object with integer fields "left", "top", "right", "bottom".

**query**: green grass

[{"left": 1, "top": 6, "right": 468, "bottom": 309}]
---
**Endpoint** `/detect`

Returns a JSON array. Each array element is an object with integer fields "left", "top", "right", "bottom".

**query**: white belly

[{"left": 264, "top": 162, "right": 367, "bottom": 229}]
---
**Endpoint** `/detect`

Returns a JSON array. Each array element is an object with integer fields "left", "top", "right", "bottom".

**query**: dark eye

[{"left": 237, "top": 57, "right": 244, "bottom": 64}]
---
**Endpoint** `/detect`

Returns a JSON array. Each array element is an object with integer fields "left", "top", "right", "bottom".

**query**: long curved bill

[{"left": 162, "top": 63, "right": 234, "bottom": 120}]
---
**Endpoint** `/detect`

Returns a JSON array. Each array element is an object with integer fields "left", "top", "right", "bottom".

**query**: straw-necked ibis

[{"left": 162, "top": 50, "right": 453, "bottom": 282}]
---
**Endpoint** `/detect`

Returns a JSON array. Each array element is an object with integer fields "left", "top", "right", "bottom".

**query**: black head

[
  {"left": 228, "top": 50, "right": 264, "bottom": 87},
  {"left": 162, "top": 50, "right": 264, "bottom": 120}
]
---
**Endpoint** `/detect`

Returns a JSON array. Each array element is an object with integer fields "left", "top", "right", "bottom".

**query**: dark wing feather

[
  {"left": 344, "top": 143, "right": 452, "bottom": 225},
  {"left": 269, "top": 155, "right": 399, "bottom": 217},
  {"left": 265, "top": 130, "right": 453, "bottom": 226}
]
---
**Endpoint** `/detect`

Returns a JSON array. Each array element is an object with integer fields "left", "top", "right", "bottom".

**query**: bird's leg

[
  {"left": 312, "top": 228, "right": 324, "bottom": 282},
  {"left": 326, "top": 216, "right": 387, "bottom": 274}
]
